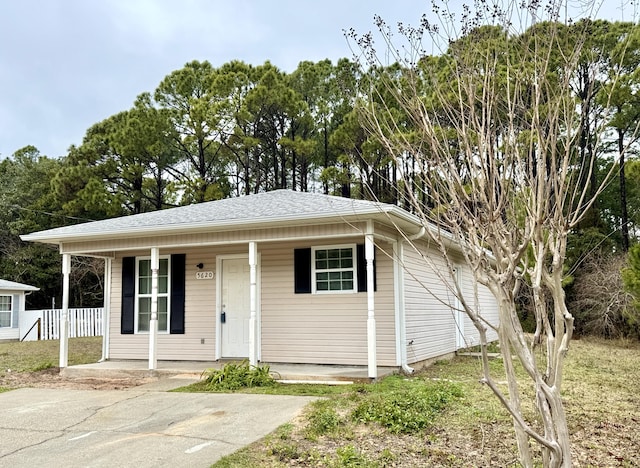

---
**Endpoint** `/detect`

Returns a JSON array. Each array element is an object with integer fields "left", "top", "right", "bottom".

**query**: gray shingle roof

[
  {"left": 0, "top": 279, "right": 39, "bottom": 292},
  {"left": 21, "top": 190, "right": 418, "bottom": 243}
]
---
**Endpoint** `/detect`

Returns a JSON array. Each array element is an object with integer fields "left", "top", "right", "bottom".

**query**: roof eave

[{"left": 21, "top": 207, "right": 422, "bottom": 246}]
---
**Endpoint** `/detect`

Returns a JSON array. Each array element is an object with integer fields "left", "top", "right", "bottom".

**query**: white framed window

[
  {"left": 0, "top": 295, "right": 12, "bottom": 328},
  {"left": 136, "top": 256, "right": 170, "bottom": 333},
  {"left": 312, "top": 244, "right": 357, "bottom": 293}
]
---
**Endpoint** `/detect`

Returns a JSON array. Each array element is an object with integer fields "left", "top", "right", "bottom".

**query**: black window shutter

[
  {"left": 170, "top": 254, "right": 186, "bottom": 334},
  {"left": 121, "top": 257, "right": 135, "bottom": 334},
  {"left": 294, "top": 248, "right": 312, "bottom": 293},
  {"left": 357, "top": 244, "right": 377, "bottom": 292}
]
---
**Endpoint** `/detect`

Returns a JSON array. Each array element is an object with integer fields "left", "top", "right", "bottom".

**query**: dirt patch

[{"left": 0, "top": 367, "right": 155, "bottom": 391}]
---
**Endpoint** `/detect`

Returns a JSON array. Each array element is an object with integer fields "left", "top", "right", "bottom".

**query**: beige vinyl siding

[
  {"left": 402, "top": 242, "right": 500, "bottom": 362},
  {"left": 471, "top": 278, "right": 499, "bottom": 343},
  {"left": 108, "top": 241, "right": 397, "bottom": 365},
  {"left": 109, "top": 248, "right": 220, "bottom": 361},
  {"left": 453, "top": 262, "right": 500, "bottom": 347},
  {"left": 260, "top": 239, "right": 397, "bottom": 366},
  {"left": 403, "top": 241, "right": 458, "bottom": 363},
  {"left": 62, "top": 222, "right": 366, "bottom": 255}
]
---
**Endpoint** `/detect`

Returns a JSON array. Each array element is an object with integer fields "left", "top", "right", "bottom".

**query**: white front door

[{"left": 221, "top": 257, "right": 251, "bottom": 358}]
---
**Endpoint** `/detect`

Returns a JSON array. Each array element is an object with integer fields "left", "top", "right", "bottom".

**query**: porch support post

[
  {"left": 59, "top": 253, "right": 71, "bottom": 368},
  {"left": 101, "top": 257, "right": 111, "bottom": 361},
  {"left": 248, "top": 241, "right": 258, "bottom": 366},
  {"left": 148, "top": 247, "right": 159, "bottom": 370},
  {"left": 365, "top": 223, "right": 377, "bottom": 379}
]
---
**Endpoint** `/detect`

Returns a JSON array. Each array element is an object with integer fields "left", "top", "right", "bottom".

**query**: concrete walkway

[{"left": 0, "top": 383, "right": 317, "bottom": 467}]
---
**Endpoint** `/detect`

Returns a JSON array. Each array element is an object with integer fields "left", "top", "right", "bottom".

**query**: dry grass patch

[
  {"left": 0, "top": 337, "right": 102, "bottom": 390},
  {"left": 214, "top": 338, "right": 640, "bottom": 467}
]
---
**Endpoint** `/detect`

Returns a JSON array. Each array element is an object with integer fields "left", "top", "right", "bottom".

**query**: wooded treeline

[{"left": 1, "top": 19, "right": 639, "bottom": 337}]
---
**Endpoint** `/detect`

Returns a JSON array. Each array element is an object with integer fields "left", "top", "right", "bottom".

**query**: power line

[{"left": 10, "top": 205, "right": 95, "bottom": 223}]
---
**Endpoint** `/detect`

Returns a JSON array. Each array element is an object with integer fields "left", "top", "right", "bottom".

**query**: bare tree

[
  {"left": 570, "top": 252, "right": 634, "bottom": 338},
  {"left": 351, "top": 1, "right": 637, "bottom": 466}
]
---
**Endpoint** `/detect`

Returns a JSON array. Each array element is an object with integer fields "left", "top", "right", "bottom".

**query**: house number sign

[{"left": 195, "top": 271, "right": 214, "bottom": 280}]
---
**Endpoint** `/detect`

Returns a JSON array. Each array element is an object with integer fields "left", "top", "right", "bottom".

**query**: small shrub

[
  {"left": 201, "top": 360, "right": 275, "bottom": 391},
  {"left": 268, "top": 441, "right": 302, "bottom": 461},
  {"left": 30, "top": 361, "right": 54, "bottom": 372},
  {"left": 306, "top": 400, "right": 342, "bottom": 437},
  {"left": 276, "top": 423, "right": 294, "bottom": 440},
  {"left": 333, "top": 444, "right": 375, "bottom": 467},
  {"left": 351, "top": 380, "right": 463, "bottom": 434},
  {"left": 379, "top": 448, "right": 396, "bottom": 465}
]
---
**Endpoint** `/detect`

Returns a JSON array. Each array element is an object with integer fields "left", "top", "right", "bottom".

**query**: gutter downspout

[
  {"left": 396, "top": 240, "right": 414, "bottom": 375},
  {"left": 408, "top": 226, "right": 426, "bottom": 242}
]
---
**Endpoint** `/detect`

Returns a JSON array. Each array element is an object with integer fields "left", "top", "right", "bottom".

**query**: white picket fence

[{"left": 20, "top": 308, "right": 104, "bottom": 341}]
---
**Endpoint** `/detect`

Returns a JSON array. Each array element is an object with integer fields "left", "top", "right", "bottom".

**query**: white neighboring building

[{"left": 0, "top": 279, "right": 39, "bottom": 341}]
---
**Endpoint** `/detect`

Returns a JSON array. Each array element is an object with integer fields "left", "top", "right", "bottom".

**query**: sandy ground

[{"left": 0, "top": 367, "right": 154, "bottom": 390}]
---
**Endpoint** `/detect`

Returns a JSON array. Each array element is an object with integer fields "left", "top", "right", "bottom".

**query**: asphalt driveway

[{"left": 0, "top": 384, "right": 316, "bottom": 467}]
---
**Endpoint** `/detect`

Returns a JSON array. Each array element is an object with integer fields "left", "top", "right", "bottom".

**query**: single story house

[
  {"left": 0, "top": 279, "right": 39, "bottom": 341},
  {"left": 21, "top": 190, "right": 498, "bottom": 377}
]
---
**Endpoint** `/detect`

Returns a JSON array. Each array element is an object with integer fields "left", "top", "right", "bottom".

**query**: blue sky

[{"left": 0, "top": 0, "right": 634, "bottom": 159}]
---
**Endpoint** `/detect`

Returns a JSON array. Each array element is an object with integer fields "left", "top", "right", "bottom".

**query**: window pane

[
  {"left": 329, "top": 280, "right": 342, "bottom": 290},
  {"left": 328, "top": 259, "right": 340, "bottom": 269},
  {"left": 343, "top": 280, "right": 353, "bottom": 290},
  {"left": 139, "top": 277, "right": 150, "bottom": 295},
  {"left": 138, "top": 316, "right": 149, "bottom": 332},
  {"left": 0, "top": 296, "right": 11, "bottom": 311},
  {"left": 327, "top": 249, "right": 339, "bottom": 259},
  {"left": 159, "top": 259, "right": 168, "bottom": 276},
  {"left": 316, "top": 259, "right": 327, "bottom": 270},
  {"left": 343, "top": 271, "right": 353, "bottom": 280},
  {"left": 0, "top": 311, "right": 10, "bottom": 327},
  {"left": 315, "top": 250, "right": 327, "bottom": 260},
  {"left": 317, "top": 272, "right": 328, "bottom": 281},
  {"left": 329, "top": 271, "right": 341, "bottom": 281},
  {"left": 138, "top": 297, "right": 150, "bottom": 332},
  {"left": 158, "top": 277, "right": 168, "bottom": 294},
  {"left": 139, "top": 297, "right": 150, "bottom": 313},
  {"left": 158, "top": 297, "right": 168, "bottom": 331},
  {"left": 158, "top": 313, "right": 167, "bottom": 332},
  {"left": 139, "top": 259, "right": 151, "bottom": 277}
]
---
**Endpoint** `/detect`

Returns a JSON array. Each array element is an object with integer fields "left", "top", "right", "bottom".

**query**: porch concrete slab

[
  {"left": 61, "top": 360, "right": 217, "bottom": 380},
  {"left": 62, "top": 360, "right": 398, "bottom": 383},
  {"left": 0, "top": 387, "right": 316, "bottom": 468}
]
